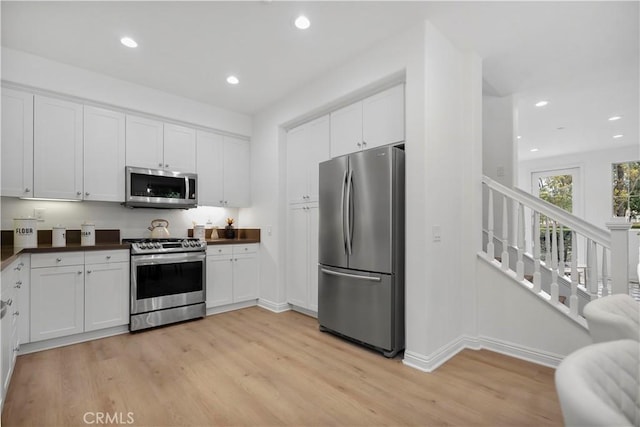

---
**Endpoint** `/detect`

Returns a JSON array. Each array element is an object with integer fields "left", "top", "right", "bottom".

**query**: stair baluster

[
  {"left": 550, "top": 221, "right": 560, "bottom": 304},
  {"left": 532, "top": 211, "right": 542, "bottom": 293},
  {"left": 569, "top": 230, "right": 579, "bottom": 317},
  {"left": 501, "top": 195, "right": 509, "bottom": 271},
  {"left": 486, "top": 188, "right": 495, "bottom": 261},
  {"left": 601, "top": 247, "right": 609, "bottom": 297},
  {"left": 516, "top": 202, "right": 525, "bottom": 281}
]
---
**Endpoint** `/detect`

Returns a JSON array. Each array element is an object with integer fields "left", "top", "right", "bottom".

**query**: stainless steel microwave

[{"left": 124, "top": 166, "right": 197, "bottom": 209}]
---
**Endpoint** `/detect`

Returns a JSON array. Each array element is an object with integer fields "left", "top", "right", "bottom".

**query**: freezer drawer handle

[{"left": 320, "top": 268, "right": 381, "bottom": 282}]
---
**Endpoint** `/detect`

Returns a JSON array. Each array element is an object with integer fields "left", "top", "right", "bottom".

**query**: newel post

[{"left": 606, "top": 218, "right": 632, "bottom": 295}]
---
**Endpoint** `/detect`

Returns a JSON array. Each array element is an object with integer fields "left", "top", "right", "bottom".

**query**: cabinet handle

[
  {"left": 106, "top": 255, "right": 111, "bottom": 260},
  {"left": 24, "top": 187, "right": 31, "bottom": 193},
  {"left": 362, "top": 141, "right": 367, "bottom": 147},
  {"left": 165, "top": 164, "right": 169, "bottom": 168},
  {"left": 5, "top": 299, "right": 12, "bottom": 306},
  {"left": 56, "top": 257, "right": 62, "bottom": 262},
  {"left": 14, "top": 265, "right": 21, "bottom": 271},
  {"left": 13, "top": 347, "right": 19, "bottom": 352},
  {"left": 14, "top": 281, "right": 22, "bottom": 289},
  {"left": 76, "top": 191, "right": 82, "bottom": 196},
  {"left": 77, "top": 271, "right": 83, "bottom": 275},
  {"left": 158, "top": 163, "right": 163, "bottom": 167},
  {"left": 357, "top": 142, "right": 362, "bottom": 147},
  {"left": 85, "top": 191, "right": 90, "bottom": 196},
  {"left": 13, "top": 311, "right": 19, "bottom": 316},
  {"left": 87, "top": 270, "right": 92, "bottom": 274}
]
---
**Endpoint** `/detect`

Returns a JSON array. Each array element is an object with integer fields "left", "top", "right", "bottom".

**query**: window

[{"left": 612, "top": 161, "right": 640, "bottom": 224}]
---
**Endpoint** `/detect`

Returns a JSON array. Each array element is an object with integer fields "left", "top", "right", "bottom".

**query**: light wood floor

[{"left": 2, "top": 307, "right": 562, "bottom": 426}]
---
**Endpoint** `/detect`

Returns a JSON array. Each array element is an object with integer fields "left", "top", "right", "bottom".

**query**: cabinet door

[
  {"left": 14, "top": 256, "right": 30, "bottom": 345},
  {"left": 30, "top": 266, "right": 84, "bottom": 342},
  {"left": 84, "top": 106, "right": 126, "bottom": 202},
  {"left": 233, "top": 246, "right": 259, "bottom": 303},
  {"left": 306, "top": 116, "right": 330, "bottom": 202},
  {"left": 223, "top": 137, "right": 251, "bottom": 207},
  {"left": 362, "top": 84, "right": 405, "bottom": 149},
  {"left": 286, "top": 205, "right": 309, "bottom": 307},
  {"left": 286, "top": 124, "right": 309, "bottom": 204},
  {"left": 1, "top": 89, "right": 33, "bottom": 197},
  {"left": 34, "top": 95, "right": 83, "bottom": 199},
  {"left": 1, "top": 265, "right": 17, "bottom": 399},
  {"left": 330, "top": 102, "right": 362, "bottom": 158},
  {"left": 125, "top": 115, "right": 164, "bottom": 169},
  {"left": 307, "top": 205, "right": 320, "bottom": 312},
  {"left": 206, "top": 255, "right": 233, "bottom": 307},
  {"left": 196, "top": 130, "right": 224, "bottom": 206},
  {"left": 164, "top": 123, "right": 196, "bottom": 172},
  {"left": 84, "top": 262, "right": 129, "bottom": 331}
]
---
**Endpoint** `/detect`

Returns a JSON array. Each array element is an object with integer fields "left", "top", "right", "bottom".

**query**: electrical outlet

[
  {"left": 34, "top": 208, "right": 46, "bottom": 222},
  {"left": 432, "top": 225, "right": 442, "bottom": 242},
  {"left": 267, "top": 225, "right": 273, "bottom": 236}
]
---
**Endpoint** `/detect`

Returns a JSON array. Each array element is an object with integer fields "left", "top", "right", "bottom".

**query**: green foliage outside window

[{"left": 612, "top": 161, "right": 640, "bottom": 225}]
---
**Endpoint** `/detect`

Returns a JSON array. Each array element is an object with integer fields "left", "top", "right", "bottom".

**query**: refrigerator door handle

[
  {"left": 320, "top": 268, "right": 381, "bottom": 282},
  {"left": 345, "top": 168, "right": 353, "bottom": 255},
  {"left": 340, "top": 169, "right": 348, "bottom": 254}
]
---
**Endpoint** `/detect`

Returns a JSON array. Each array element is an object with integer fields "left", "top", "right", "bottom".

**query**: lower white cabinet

[
  {"left": 286, "top": 203, "right": 319, "bottom": 311},
  {"left": 30, "top": 250, "right": 129, "bottom": 342},
  {"left": 206, "top": 244, "right": 259, "bottom": 308},
  {"left": 1, "top": 256, "right": 25, "bottom": 408},
  {"left": 84, "top": 251, "right": 129, "bottom": 332}
]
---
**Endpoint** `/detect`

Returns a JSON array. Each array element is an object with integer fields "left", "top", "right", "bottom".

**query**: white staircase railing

[{"left": 482, "top": 176, "right": 632, "bottom": 323}]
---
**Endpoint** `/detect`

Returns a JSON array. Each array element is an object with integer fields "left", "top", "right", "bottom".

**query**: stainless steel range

[{"left": 125, "top": 238, "right": 206, "bottom": 331}]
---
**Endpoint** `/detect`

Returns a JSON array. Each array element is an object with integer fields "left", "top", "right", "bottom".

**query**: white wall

[
  {"left": 245, "top": 21, "right": 483, "bottom": 370},
  {"left": 483, "top": 95, "right": 516, "bottom": 186},
  {"left": 1, "top": 47, "right": 251, "bottom": 137},
  {"left": 476, "top": 258, "right": 592, "bottom": 366},
  {"left": 1, "top": 197, "right": 238, "bottom": 240}
]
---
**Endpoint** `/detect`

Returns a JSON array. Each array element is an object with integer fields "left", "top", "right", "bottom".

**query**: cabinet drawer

[
  {"left": 207, "top": 245, "right": 233, "bottom": 257},
  {"left": 84, "top": 250, "right": 129, "bottom": 265},
  {"left": 31, "top": 252, "right": 84, "bottom": 268},
  {"left": 233, "top": 244, "right": 258, "bottom": 255}
]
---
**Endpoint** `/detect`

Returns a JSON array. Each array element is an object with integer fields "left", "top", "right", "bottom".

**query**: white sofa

[
  {"left": 555, "top": 339, "right": 639, "bottom": 426},
  {"left": 583, "top": 294, "right": 640, "bottom": 343}
]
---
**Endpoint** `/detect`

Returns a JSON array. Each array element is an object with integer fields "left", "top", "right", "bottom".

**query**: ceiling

[{"left": 2, "top": 1, "right": 638, "bottom": 160}]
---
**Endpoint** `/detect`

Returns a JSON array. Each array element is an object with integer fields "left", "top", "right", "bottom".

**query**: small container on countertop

[
  {"left": 13, "top": 217, "right": 37, "bottom": 250},
  {"left": 52, "top": 225, "right": 66, "bottom": 247},
  {"left": 81, "top": 222, "right": 95, "bottom": 246}
]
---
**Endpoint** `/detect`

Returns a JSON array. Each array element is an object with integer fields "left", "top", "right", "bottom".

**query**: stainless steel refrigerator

[{"left": 318, "top": 145, "right": 405, "bottom": 357}]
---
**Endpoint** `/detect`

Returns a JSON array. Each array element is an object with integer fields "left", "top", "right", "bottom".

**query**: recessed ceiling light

[
  {"left": 613, "top": 134, "right": 624, "bottom": 139},
  {"left": 120, "top": 37, "right": 138, "bottom": 48},
  {"left": 608, "top": 116, "right": 622, "bottom": 121},
  {"left": 535, "top": 101, "right": 548, "bottom": 107},
  {"left": 517, "top": 135, "right": 522, "bottom": 140},
  {"left": 226, "top": 75, "right": 239, "bottom": 85},
  {"left": 294, "top": 15, "right": 311, "bottom": 30},
  {"left": 530, "top": 148, "right": 539, "bottom": 152}
]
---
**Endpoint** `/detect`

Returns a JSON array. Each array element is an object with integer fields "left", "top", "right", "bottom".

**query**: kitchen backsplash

[{"left": 1, "top": 197, "right": 239, "bottom": 239}]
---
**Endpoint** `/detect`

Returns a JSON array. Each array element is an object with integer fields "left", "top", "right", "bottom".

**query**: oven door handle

[{"left": 131, "top": 252, "right": 206, "bottom": 266}]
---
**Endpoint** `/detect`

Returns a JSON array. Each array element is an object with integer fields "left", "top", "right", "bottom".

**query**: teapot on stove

[{"left": 148, "top": 219, "right": 170, "bottom": 238}]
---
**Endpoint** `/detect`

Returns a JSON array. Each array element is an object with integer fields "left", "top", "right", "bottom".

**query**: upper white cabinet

[
  {"left": 1, "top": 89, "right": 34, "bottom": 198},
  {"left": 223, "top": 136, "right": 251, "bottom": 207},
  {"left": 286, "top": 115, "right": 330, "bottom": 204},
  {"left": 126, "top": 115, "right": 196, "bottom": 172},
  {"left": 84, "top": 106, "right": 126, "bottom": 202},
  {"left": 163, "top": 123, "right": 196, "bottom": 172},
  {"left": 34, "top": 95, "right": 84, "bottom": 200},
  {"left": 330, "top": 84, "right": 404, "bottom": 158},
  {"left": 196, "top": 131, "right": 251, "bottom": 207},
  {"left": 125, "top": 115, "right": 164, "bottom": 170}
]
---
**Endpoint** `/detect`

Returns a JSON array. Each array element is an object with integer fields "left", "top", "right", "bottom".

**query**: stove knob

[
  {"left": 182, "top": 241, "right": 189, "bottom": 248},
  {"left": 191, "top": 241, "right": 197, "bottom": 247},
  {"left": 154, "top": 242, "right": 161, "bottom": 249}
]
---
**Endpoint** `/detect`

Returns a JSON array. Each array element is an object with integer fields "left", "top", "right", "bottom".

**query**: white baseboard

[
  {"left": 403, "top": 334, "right": 563, "bottom": 373},
  {"left": 288, "top": 304, "right": 318, "bottom": 318},
  {"left": 476, "top": 335, "right": 564, "bottom": 368},
  {"left": 20, "top": 325, "right": 129, "bottom": 355},
  {"left": 257, "top": 298, "right": 291, "bottom": 313},
  {"left": 207, "top": 300, "right": 258, "bottom": 316}
]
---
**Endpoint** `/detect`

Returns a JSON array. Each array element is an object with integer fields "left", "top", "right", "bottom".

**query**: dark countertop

[{"left": 2, "top": 228, "right": 261, "bottom": 271}]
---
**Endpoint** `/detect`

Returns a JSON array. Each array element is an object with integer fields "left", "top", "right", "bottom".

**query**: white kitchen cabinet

[
  {"left": 330, "top": 84, "right": 404, "bottom": 158},
  {"left": 206, "top": 244, "right": 259, "bottom": 308},
  {"left": 206, "top": 246, "right": 234, "bottom": 308},
  {"left": 12, "top": 256, "right": 30, "bottom": 345},
  {"left": 34, "top": 95, "right": 84, "bottom": 199},
  {"left": 196, "top": 131, "right": 250, "bottom": 208},
  {"left": 1, "top": 88, "right": 34, "bottom": 198},
  {"left": 84, "top": 250, "right": 129, "bottom": 332},
  {"left": 286, "top": 115, "right": 330, "bottom": 204},
  {"left": 1, "top": 257, "right": 24, "bottom": 407},
  {"left": 286, "top": 203, "right": 319, "bottom": 312},
  {"left": 30, "top": 256, "right": 85, "bottom": 342},
  {"left": 84, "top": 106, "right": 126, "bottom": 202},
  {"left": 196, "top": 130, "right": 225, "bottom": 207},
  {"left": 126, "top": 115, "right": 197, "bottom": 173},
  {"left": 222, "top": 137, "right": 251, "bottom": 207},
  {"left": 125, "top": 115, "right": 164, "bottom": 169},
  {"left": 164, "top": 123, "right": 197, "bottom": 172}
]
